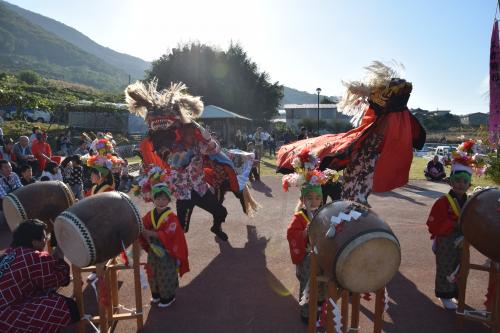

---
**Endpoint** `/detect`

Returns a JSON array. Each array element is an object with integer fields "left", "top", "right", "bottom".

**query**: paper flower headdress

[
  {"left": 83, "top": 153, "right": 123, "bottom": 176},
  {"left": 449, "top": 139, "right": 488, "bottom": 176},
  {"left": 95, "top": 138, "right": 114, "bottom": 156},
  {"left": 282, "top": 148, "right": 339, "bottom": 195},
  {"left": 135, "top": 166, "right": 174, "bottom": 202}
]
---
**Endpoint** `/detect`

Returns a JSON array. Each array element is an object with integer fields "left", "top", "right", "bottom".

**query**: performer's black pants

[{"left": 176, "top": 190, "right": 228, "bottom": 232}]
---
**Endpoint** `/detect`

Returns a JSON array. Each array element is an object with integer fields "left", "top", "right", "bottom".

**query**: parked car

[
  {"left": 414, "top": 144, "right": 431, "bottom": 157},
  {"left": 434, "top": 145, "right": 456, "bottom": 163},
  {"left": 23, "top": 109, "right": 51, "bottom": 123},
  {"left": 0, "top": 107, "right": 51, "bottom": 122}
]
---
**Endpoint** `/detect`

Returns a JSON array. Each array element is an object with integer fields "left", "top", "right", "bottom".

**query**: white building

[{"left": 283, "top": 104, "right": 349, "bottom": 128}]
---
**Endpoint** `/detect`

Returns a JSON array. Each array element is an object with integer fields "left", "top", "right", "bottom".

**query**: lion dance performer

[
  {"left": 125, "top": 80, "right": 258, "bottom": 242},
  {"left": 277, "top": 61, "right": 426, "bottom": 205}
]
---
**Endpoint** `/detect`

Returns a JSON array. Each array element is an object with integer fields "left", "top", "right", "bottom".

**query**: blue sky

[{"left": 7, "top": 0, "right": 498, "bottom": 115}]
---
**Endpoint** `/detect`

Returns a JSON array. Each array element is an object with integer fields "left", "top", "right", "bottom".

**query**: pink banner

[{"left": 490, "top": 20, "right": 500, "bottom": 144}]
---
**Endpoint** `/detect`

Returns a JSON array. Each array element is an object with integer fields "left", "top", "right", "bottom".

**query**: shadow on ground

[{"left": 141, "top": 225, "right": 303, "bottom": 333}]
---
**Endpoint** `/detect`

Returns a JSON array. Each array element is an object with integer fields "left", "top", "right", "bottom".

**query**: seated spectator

[
  {"left": 0, "top": 219, "right": 80, "bottom": 332},
  {"left": 425, "top": 155, "right": 446, "bottom": 181},
  {"left": 31, "top": 132, "right": 52, "bottom": 172},
  {"left": 73, "top": 140, "right": 89, "bottom": 156},
  {"left": 19, "top": 164, "right": 36, "bottom": 186},
  {"left": 13, "top": 136, "right": 40, "bottom": 174},
  {"left": 0, "top": 138, "right": 17, "bottom": 170},
  {"left": 247, "top": 142, "right": 260, "bottom": 182},
  {"left": 40, "top": 161, "right": 63, "bottom": 182},
  {"left": 0, "top": 160, "right": 22, "bottom": 203}
]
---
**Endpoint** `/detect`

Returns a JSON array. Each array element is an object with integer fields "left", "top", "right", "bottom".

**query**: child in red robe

[
  {"left": 139, "top": 175, "right": 189, "bottom": 308},
  {"left": 283, "top": 149, "right": 330, "bottom": 323},
  {"left": 426, "top": 140, "right": 483, "bottom": 310}
]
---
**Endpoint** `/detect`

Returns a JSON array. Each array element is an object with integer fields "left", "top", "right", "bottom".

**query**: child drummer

[
  {"left": 426, "top": 140, "right": 485, "bottom": 310},
  {"left": 283, "top": 149, "right": 335, "bottom": 323},
  {"left": 139, "top": 167, "right": 189, "bottom": 308}
]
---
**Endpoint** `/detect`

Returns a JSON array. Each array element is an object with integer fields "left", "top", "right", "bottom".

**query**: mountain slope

[
  {"left": 281, "top": 86, "right": 338, "bottom": 105},
  {"left": 2, "top": 0, "right": 150, "bottom": 79},
  {"left": 0, "top": 2, "right": 130, "bottom": 91}
]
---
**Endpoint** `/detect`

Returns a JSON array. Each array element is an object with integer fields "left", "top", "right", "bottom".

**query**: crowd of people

[{"left": 0, "top": 127, "right": 133, "bottom": 216}]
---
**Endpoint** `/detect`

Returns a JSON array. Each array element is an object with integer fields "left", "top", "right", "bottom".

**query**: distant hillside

[
  {"left": 2, "top": 0, "right": 150, "bottom": 80},
  {"left": 0, "top": 2, "right": 130, "bottom": 91},
  {"left": 281, "top": 86, "right": 339, "bottom": 105}
]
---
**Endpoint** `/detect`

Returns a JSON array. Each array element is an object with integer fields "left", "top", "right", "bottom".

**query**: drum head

[
  {"left": 335, "top": 232, "right": 401, "bottom": 293},
  {"left": 54, "top": 211, "right": 95, "bottom": 268},
  {"left": 2, "top": 194, "right": 27, "bottom": 231}
]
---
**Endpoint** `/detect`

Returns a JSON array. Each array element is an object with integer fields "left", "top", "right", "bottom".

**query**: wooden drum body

[
  {"left": 54, "top": 192, "right": 143, "bottom": 268},
  {"left": 309, "top": 201, "right": 401, "bottom": 293},
  {"left": 461, "top": 188, "right": 500, "bottom": 262},
  {"left": 3, "top": 181, "right": 75, "bottom": 231}
]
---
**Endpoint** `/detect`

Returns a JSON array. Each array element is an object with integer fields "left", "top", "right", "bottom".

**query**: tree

[
  {"left": 148, "top": 42, "right": 283, "bottom": 121},
  {"left": 17, "top": 70, "right": 42, "bottom": 85}
]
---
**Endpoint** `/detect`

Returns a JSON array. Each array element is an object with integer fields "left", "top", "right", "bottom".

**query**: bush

[{"left": 486, "top": 152, "right": 500, "bottom": 185}]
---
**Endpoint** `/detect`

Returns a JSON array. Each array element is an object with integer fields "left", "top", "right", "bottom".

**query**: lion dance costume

[{"left": 277, "top": 61, "right": 426, "bottom": 205}]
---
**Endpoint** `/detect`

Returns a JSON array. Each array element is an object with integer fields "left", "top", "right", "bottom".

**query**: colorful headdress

[
  {"left": 449, "top": 139, "right": 488, "bottom": 177},
  {"left": 282, "top": 148, "right": 339, "bottom": 196},
  {"left": 94, "top": 138, "right": 114, "bottom": 156},
  {"left": 338, "top": 61, "right": 412, "bottom": 125},
  {"left": 135, "top": 166, "right": 174, "bottom": 202},
  {"left": 125, "top": 79, "right": 204, "bottom": 131},
  {"left": 83, "top": 153, "right": 123, "bottom": 176}
]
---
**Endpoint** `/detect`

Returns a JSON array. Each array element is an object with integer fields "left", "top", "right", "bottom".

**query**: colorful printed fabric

[
  {"left": 146, "top": 236, "right": 179, "bottom": 301},
  {"left": 168, "top": 139, "right": 219, "bottom": 200},
  {"left": 140, "top": 208, "right": 189, "bottom": 276},
  {"left": 0, "top": 247, "right": 72, "bottom": 333},
  {"left": 286, "top": 210, "right": 310, "bottom": 265}
]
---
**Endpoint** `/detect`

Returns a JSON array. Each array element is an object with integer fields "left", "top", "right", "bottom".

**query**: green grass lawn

[{"left": 257, "top": 154, "right": 498, "bottom": 187}]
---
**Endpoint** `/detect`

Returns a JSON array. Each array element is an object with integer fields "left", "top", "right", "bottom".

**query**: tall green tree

[{"left": 148, "top": 42, "right": 283, "bottom": 121}]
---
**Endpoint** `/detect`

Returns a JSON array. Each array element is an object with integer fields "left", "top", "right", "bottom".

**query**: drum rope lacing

[
  {"left": 60, "top": 211, "right": 96, "bottom": 265},
  {"left": 6, "top": 194, "right": 27, "bottom": 220},
  {"left": 119, "top": 192, "right": 143, "bottom": 233}
]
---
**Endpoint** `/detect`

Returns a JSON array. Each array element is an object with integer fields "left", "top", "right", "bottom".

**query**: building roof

[
  {"left": 459, "top": 112, "right": 488, "bottom": 118},
  {"left": 201, "top": 105, "right": 252, "bottom": 121},
  {"left": 284, "top": 104, "right": 337, "bottom": 109}
]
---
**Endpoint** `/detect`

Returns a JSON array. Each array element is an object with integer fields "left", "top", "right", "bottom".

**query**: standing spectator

[
  {"left": 247, "top": 142, "right": 260, "bottom": 182},
  {"left": 425, "top": 155, "right": 446, "bottom": 181},
  {"left": 19, "top": 164, "right": 36, "bottom": 186},
  {"left": 234, "top": 130, "right": 246, "bottom": 150},
  {"left": 13, "top": 136, "right": 39, "bottom": 174},
  {"left": 73, "top": 140, "right": 89, "bottom": 156},
  {"left": 67, "top": 155, "right": 83, "bottom": 200},
  {"left": 268, "top": 133, "right": 276, "bottom": 156},
  {"left": 0, "top": 126, "right": 4, "bottom": 146},
  {"left": 29, "top": 126, "right": 40, "bottom": 146},
  {"left": 31, "top": 132, "right": 52, "bottom": 172},
  {"left": 60, "top": 130, "right": 72, "bottom": 156},
  {"left": 0, "top": 160, "right": 22, "bottom": 201},
  {"left": 297, "top": 127, "right": 308, "bottom": 141},
  {"left": 253, "top": 127, "right": 264, "bottom": 159},
  {"left": 80, "top": 132, "right": 92, "bottom": 150}
]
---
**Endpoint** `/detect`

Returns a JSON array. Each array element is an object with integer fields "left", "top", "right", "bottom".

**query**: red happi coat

[
  {"left": 286, "top": 210, "right": 311, "bottom": 265},
  {"left": 0, "top": 247, "right": 72, "bottom": 333},
  {"left": 426, "top": 194, "right": 463, "bottom": 239},
  {"left": 140, "top": 209, "right": 190, "bottom": 277}
]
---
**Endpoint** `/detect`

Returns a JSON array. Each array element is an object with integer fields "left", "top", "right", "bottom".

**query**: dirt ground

[{"left": 0, "top": 177, "right": 493, "bottom": 333}]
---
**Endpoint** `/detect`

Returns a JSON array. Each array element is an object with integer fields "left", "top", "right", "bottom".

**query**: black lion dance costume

[
  {"left": 125, "top": 80, "right": 259, "bottom": 241},
  {"left": 277, "top": 61, "right": 426, "bottom": 205}
]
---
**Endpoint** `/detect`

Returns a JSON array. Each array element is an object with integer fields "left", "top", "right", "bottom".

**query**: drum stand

[
  {"left": 72, "top": 240, "right": 144, "bottom": 333},
  {"left": 457, "top": 239, "right": 500, "bottom": 332},
  {"left": 307, "top": 253, "right": 386, "bottom": 333}
]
